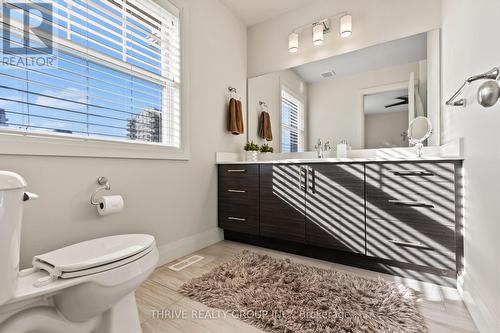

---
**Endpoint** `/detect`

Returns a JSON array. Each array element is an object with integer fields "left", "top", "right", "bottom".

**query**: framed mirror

[{"left": 247, "top": 29, "right": 440, "bottom": 153}]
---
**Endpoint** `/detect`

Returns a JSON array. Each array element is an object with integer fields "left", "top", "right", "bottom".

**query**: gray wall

[{"left": 0, "top": 0, "right": 247, "bottom": 268}]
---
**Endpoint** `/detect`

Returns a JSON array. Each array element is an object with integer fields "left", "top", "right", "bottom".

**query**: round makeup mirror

[{"left": 408, "top": 116, "right": 433, "bottom": 157}]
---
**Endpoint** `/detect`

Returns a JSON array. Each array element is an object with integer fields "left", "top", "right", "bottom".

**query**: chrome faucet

[{"left": 314, "top": 139, "right": 332, "bottom": 158}]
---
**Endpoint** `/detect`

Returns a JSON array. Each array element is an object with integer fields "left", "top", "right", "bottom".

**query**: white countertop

[
  {"left": 216, "top": 140, "right": 463, "bottom": 165},
  {"left": 216, "top": 156, "right": 463, "bottom": 165}
]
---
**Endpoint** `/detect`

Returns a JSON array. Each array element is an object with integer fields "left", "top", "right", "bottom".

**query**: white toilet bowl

[{"left": 0, "top": 171, "right": 159, "bottom": 333}]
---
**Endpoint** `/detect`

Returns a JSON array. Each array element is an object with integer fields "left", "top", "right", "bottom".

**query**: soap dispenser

[{"left": 337, "top": 140, "right": 350, "bottom": 158}]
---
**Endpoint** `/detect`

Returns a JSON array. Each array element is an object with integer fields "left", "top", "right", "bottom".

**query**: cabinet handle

[
  {"left": 299, "top": 166, "right": 308, "bottom": 191},
  {"left": 227, "top": 189, "right": 246, "bottom": 193},
  {"left": 388, "top": 199, "right": 434, "bottom": 208},
  {"left": 310, "top": 168, "right": 316, "bottom": 194},
  {"left": 227, "top": 216, "right": 246, "bottom": 222},
  {"left": 227, "top": 169, "right": 247, "bottom": 173},
  {"left": 391, "top": 169, "right": 434, "bottom": 176},
  {"left": 387, "top": 239, "right": 433, "bottom": 250}
]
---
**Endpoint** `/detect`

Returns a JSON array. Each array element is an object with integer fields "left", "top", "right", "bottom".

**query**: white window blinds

[
  {"left": 281, "top": 88, "right": 304, "bottom": 153},
  {"left": 0, "top": 0, "right": 181, "bottom": 147}
]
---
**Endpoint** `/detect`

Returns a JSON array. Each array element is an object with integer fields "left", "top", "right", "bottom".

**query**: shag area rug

[{"left": 179, "top": 250, "right": 427, "bottom": 333}]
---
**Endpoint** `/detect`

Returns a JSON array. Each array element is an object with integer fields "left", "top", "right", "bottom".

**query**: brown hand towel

[
  {"left": 259, "top": 111, "right": 273, "bottom": 141},
  {"left": 228, "top": 98, "right": 244, "bottom": 135}
]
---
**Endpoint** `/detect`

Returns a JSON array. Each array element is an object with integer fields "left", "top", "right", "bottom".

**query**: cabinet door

[
  {"left": 305, "top": 163, "right": 365, "bottom": 254},
  {"left": 260, "top": 164, "right": 306, "bottom": 243}
]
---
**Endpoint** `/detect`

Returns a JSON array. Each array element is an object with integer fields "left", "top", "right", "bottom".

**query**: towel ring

[{"left": 446, "top": 67, "right": 500, "bottom": 107}]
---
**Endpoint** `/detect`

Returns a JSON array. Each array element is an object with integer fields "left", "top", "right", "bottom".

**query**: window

[
  {"left": 0, "top": 0, "right": 181, "bottom": 148},
  {"left": 281, "top": 88, "right": 304, "bottom": 153}
]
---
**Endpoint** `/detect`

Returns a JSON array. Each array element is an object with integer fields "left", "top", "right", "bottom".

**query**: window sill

[{"left": 0, "top": 130, "right": 190, "bottom": 160}]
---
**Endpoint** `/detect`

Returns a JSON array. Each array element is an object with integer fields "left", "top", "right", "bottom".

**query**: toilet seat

[{"left": 32, "top": 234, "right": 155, "bottom": 282}]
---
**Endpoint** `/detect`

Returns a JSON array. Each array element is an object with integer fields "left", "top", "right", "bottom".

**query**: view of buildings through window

[{"left": 0, "top": 0, "right": 180, "bottom": 146}]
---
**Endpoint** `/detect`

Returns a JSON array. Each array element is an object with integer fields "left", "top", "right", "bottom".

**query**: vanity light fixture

[
  {"left": 312, "top": 23, "right": 325, "bottom": 46},
  {"left": 340, "top": 14, "right": 352, "bottom": 38},
  {"left": 288, "top": 13, "right": 352, "bottom": 53},
  {"left": 288, "top": 32, "right": 299, "bottom": 53}
]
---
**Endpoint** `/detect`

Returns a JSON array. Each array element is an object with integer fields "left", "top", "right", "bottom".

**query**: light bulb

[
  {"left": 340, "top": 14, "right": 352, "bottom": 38},
  {"left": 288, "top": 32, "right": 299, "bottom": 53},
  {"left": 313, "top": 23, "right": 324, "bottom": 46}
]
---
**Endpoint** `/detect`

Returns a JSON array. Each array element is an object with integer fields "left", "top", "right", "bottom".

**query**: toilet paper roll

[{"left": 97, "top": 195, "right": 124, "bottom": 216}]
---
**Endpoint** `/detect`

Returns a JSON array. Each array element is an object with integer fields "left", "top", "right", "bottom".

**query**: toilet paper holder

[{"left": 90, "top": 177, "right": 111, "bottom": 205}]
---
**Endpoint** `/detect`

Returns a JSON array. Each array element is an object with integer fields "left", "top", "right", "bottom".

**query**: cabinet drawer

[
  {"left": 219, "top": 164, "right": 259, "bottom": 188},
  {"left": 366, "top": 162, "right": 455, "bottom": 184},
  {"left": 366, "top": 162, "right": 456, "bottom": 226},
  {"left": 219, "top": 186, "right": 258, "bottom": 205},
  {"left": 366, "top": 218, "right": 456, "bottom": 271},
  {"left": 219, "top": 196, "right": 258, "bottom": 215},
  {"left": 218, "top": 208, "right": 259, "bottom": 235},
  {"left": 366, "top": 194, "right": 455, "bottom": 226}
]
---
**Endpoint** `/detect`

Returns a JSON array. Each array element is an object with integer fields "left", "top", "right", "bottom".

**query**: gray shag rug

[{"left": 179, "top": 250, "right": 427, "bottom": 333}]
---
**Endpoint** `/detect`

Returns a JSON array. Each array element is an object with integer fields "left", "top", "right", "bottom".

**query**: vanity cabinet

[
  {"left": 305, "top": 163, "right": 365, "bottom": 254},
  {"left": 259, "top": 164, "right": 306, "bottom": 243},
  {"left": 218, "top": 160, "right": 463, "bottom": 283}
]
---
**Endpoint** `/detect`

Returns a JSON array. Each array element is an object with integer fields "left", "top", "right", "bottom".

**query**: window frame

[
  {"left": 280, "top": 85, "right": 305, "bottom": 153},
  {"left": 0, "top": 0, "right": 190, "bottom": 160}
]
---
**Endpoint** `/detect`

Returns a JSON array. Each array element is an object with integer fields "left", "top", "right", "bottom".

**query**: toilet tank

[{"left": 0, "top": 171, "right": 27, "bottom": 305}]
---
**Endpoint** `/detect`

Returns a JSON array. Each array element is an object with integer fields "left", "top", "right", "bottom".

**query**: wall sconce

[
  {"left": 288, "top": 12, "right": 353, "bottom": 53},
  {"left": 288, "top": 32, "right": 299, "bottom": 53},
  {"left": 340, "top": 14, "right": 352, "bottom": 38}
]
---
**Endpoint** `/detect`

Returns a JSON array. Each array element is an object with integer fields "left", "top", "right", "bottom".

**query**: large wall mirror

[{"left": 247, "top": 30, "right": 440, "bottom": 153}]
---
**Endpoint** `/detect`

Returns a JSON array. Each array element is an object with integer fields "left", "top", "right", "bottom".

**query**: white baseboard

[
  {"left": 156, "top": 228, "right": 224, "bottom": 267},
  {"left": 459, "top": 276, "right": 500, "bottom": 333}
]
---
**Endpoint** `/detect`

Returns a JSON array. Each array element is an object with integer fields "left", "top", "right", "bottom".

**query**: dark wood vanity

[{"left": 218, "top": 160, "right": 463, "bottom": 285}]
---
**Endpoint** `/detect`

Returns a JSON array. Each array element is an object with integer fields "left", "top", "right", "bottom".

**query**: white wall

[
  {"left": 0, "top": 0, "right": 247, "bottom": 268},
  {"left": 308, "top": 62, "right": 419, "bottom": 149},
  {"left": 441, "top": 1, "right": 500, "bottom": 332},
  {"left": 247, "top": 0, "right": 441, "bottom": 77},
  {"left": 247, "top": 69, "right": 307, "bottom": 152}
]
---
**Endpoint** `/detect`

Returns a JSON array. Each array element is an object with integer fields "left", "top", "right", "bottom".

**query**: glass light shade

[
  {"left": 312, "top": 24, "right": 324, "bottom": 46},
  {"left": 340, "top": 14, "right": 352, "bottom": 38},
  {"left": 288, "top": 32, "right": 299, "bottom": 53}
]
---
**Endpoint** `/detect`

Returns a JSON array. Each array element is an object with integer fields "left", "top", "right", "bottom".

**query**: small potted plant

[
  {"left": 243, "top": 141, "right": 260, "bottom": 161},
  {"left": 260, "top": 143, "right": 274, "bottom": 154}
]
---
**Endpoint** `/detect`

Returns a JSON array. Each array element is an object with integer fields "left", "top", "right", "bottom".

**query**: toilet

[{"left": 0, "top": 171, "right": 159, "bottom": 333}]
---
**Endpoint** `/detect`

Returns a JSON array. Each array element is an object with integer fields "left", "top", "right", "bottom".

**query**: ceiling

[
  {"left": 220, "top": 0, "right": 316, "bottom": 26},
  {"left": 293, "top": 33, "right": 427, "bottom": 83},
  {"left": 364, "top": 89, "right": 409, "bottom": 115}
]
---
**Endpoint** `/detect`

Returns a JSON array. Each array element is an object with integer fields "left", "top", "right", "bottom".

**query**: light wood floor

[{"left": 136, "top": 240, "right": 478, "bottom": 333}]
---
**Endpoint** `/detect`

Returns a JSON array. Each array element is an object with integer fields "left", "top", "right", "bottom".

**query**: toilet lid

[{"left": 32, "top": 234, "right": 155, "bottom": 277}]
